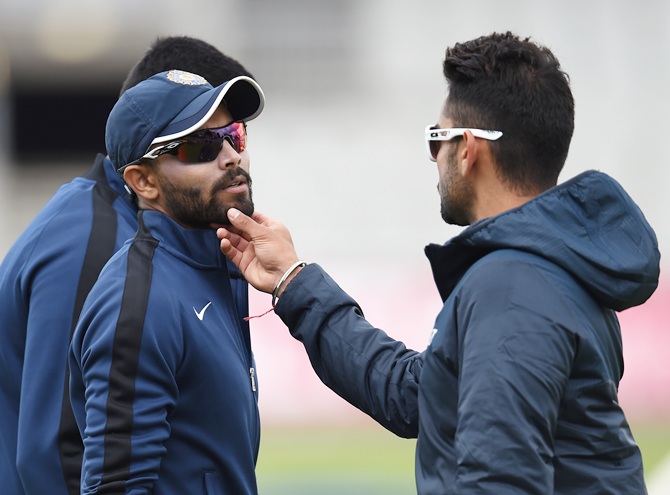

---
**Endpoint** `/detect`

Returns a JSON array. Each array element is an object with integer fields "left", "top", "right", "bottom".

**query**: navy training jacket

[
  {"left": 275, "top": 170, "right": 660, "bottom": 494},
  {"left": 0, "top": 155, "right": 250, "bottom": 495},
  {"left": 0, "top": 156, "right": 136, "bottom": 495},
  {"left": 69, "top": 210, "right": 259, "bottom": 494}
]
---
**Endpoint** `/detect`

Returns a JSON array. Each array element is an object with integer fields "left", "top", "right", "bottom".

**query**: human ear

[
  {"left": 123, "top": 164, "right": 159, "bottom": 201},
  {"left": 460, "top": 129, "right": 478, "bottom": 176}
]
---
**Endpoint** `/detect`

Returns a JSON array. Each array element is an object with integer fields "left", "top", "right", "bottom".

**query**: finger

[
  {"left": 216, "top": 226, "right": 237, "bottom": 241},
  {"left": 250, "top": 211, "right": 274, "bottom": 226},
  {"left": 227, "top": 208, "right": 266, "bottom": 238},
  {"left": 218, "top": 237, "right": 238, "bottom": 260},
  {"left": 216, "top": 227, "right": 238, "bottom": 243},
  {"left": 219, "top": 237, "right": 247, "bottom": 269},
  {"left": 216, "top": 228, "right": 250, "bottom": 251}
]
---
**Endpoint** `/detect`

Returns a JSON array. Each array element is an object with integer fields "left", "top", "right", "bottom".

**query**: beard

[
  {"left": 161, "top": 168, "right": 254, "bottom": 229},
  {"left": 439, "top": 144, "right": 474, "bottom": 226}
]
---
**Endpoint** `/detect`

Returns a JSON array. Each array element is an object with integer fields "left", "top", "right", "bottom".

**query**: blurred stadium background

[{"left": 0, "top": 0, "right": 667, "bottom": 493}]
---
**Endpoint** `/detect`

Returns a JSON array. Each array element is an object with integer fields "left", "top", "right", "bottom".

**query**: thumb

[{"left": 227, "top": 208, "right": 262, "bottom": 237}]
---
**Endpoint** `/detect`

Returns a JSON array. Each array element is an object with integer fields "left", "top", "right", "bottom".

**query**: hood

[{"left": 425, "top": 170, "right": 660, "bottom": 311}]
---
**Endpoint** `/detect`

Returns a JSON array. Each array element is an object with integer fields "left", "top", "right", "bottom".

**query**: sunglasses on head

[
  {"left": 425, "top": 126, "right": 503, "bottom": 162},
  {"left": 124, "top": 121, "right": 247, "bottom": 170}
]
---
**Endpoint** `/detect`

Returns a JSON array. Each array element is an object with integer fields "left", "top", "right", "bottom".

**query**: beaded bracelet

[{"left": 271, "top": 260, "right": 307, "bottom": 307}]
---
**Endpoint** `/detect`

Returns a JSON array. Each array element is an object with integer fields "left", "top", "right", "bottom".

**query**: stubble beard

[
  {"left": 439, "top": 145, "right": 474, "bottom": 227},
  {"left": 162, "top": 169, "right": 254, "bottom": 229}
]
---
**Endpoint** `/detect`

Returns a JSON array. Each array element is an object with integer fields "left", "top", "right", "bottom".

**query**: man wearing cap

[
  {"left": 68, "top": 69, "right": 265, "bottom": 494},
  {"left": 0, "top": 37, "right": 257, "bottom": 495}
]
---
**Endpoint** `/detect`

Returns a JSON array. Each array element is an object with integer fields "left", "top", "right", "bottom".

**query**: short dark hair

[
  {"left": 443, "top": 32, "right": 574, "bottom": 193},
  {"left": 120, "top": 36, "right": 254, "bottom": 96}
]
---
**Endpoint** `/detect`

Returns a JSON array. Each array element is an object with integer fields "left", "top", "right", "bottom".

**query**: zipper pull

[{"left": 250, "top": 367, "right": 257, "bottom": 392}]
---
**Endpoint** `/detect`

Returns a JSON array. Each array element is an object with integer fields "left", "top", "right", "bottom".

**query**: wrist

[{"left": 272, "top": 261, "right": 306, "bottom": 306}]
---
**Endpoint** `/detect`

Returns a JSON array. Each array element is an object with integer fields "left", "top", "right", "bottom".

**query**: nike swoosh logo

[{"left": 193, "top": 302, "right": 212, "bottom": 321}]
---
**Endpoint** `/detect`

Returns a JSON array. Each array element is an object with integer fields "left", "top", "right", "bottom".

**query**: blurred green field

[
  {"left": 633, "top": 422, "right": 670, "bottom": 475},
  {"left": 256, "top": 422, "right": 670, "bottom": 494},
  {"left": 256, "top": 425, "right": 416, "bottom": 494}
]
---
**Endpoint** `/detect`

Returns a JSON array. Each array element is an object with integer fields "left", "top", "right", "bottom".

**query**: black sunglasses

[{"left": 119, "top": 121, "right": 247, "bottom": 172}]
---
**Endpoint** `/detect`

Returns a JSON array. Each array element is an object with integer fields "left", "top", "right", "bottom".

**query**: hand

[{"left": 217, "top": 209, "right": 301, "bottom": 294}]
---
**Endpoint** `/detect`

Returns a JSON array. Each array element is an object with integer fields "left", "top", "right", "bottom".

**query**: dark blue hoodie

[{"left": 275, "top": 170, "right": 660, "bottom": 494}]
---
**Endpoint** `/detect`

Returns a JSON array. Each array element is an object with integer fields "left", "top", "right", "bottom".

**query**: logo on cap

[{"left": 166, "top": 70, "right": 208, "bottom": 86}]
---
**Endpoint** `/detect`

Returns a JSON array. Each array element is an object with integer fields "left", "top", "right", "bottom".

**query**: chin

[
  {"left": 212, "top": 202, "right": 253, "bottom": 226},
  {"left": 235, "top": 201, "right": 254, "bottom": 218}
]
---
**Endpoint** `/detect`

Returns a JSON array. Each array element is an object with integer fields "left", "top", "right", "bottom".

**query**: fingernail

[{"left": 228, "top": 208, "right": 240, "bottom": 219}]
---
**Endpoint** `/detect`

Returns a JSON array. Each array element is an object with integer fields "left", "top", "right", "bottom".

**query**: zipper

[{"left": 249, "top": 367, "right": 257, "bottom": 392}]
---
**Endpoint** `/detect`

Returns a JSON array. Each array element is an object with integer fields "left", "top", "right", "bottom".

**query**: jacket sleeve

[
  {"left": 6, "top": 190, "right": 100, "bottom": 494},
  {"left": 451, "top": 256, "right": 576, "bottom": 494},
  {"left": 71, "top": 273, "right": 181, "bottom": 494},
  {"left": 275, "top": 263, "right": 423, "bottom": 438}
]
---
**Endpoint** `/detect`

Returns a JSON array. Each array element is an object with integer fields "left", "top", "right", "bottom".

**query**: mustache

[{"left": 212, "top": 168, "right": 252, "bottom": 193}]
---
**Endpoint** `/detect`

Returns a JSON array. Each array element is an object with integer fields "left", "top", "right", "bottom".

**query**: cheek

[
  {"left": 436, "top": 160, "right": 449, "bottom": 181},
  {"left": 239, "top": 151, "right": 251, "bottom": 172}
]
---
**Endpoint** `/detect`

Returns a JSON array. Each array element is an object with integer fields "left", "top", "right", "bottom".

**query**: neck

[{"left": 472, "top": 177, "right": 541, "bottom": 223}]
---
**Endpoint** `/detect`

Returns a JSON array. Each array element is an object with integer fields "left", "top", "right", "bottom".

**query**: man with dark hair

[
  {"left": 69, "top": 69, "right": 265, "bottom": 494},
  {"left": 120, "top": 36, "right": 254, "bottom": 95},
  {"left": 440, "top": 32, "right": 574, "bottom": 197},
  {"left": 216, "top": 32, "right": 660, "bottom": 494},
  {"left": 0, "top": 37, "right": 254, "bottom": 495}
]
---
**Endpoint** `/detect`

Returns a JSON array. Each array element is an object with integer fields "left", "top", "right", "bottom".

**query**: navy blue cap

[{"left": 106, "top": 69, "right": 265, "bottom": 171}]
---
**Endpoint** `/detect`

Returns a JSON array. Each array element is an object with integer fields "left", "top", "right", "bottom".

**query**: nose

[{"left": 217, "top": 139, "right": 242, "bottom": 169}]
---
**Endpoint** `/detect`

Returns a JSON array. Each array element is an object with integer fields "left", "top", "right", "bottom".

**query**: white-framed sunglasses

[{"left": 425, "top": 126, "right": 503, "bottom": 162}]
